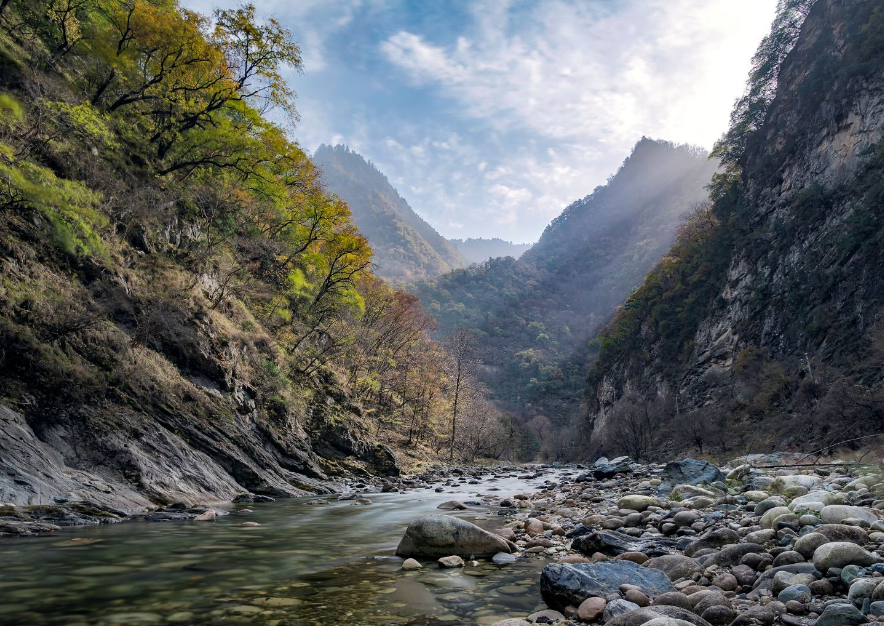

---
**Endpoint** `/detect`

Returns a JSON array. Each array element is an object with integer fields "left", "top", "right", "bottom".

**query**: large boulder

[
  {"left": 812, "top": 542, "right": 878, "bottom": 572},
  {"left": 658, "top": 459, "right": 725, "bottom": 495},
  {"left": 594, "top": 456, "right": 633, "bottom": 479},
  {"left": 814, "top": 603, "right": 871, "bottom": 626},
  {"left": 815, "top": 524, "right": 868, "bottom": 545},
  {"left": 820, "top": 505, "right": 879, "bottom": 525},
  {"left": 395, "top": 515, "right": 511, "bottom": 558},
  {"left": 540, "top": 561, "right": 674, "bottom": 611}
]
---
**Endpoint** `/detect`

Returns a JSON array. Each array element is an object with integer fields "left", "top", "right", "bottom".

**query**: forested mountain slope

[
  {"left": 0, "top": 1, "right": 499, "bottom": 510},
  {"left": 451, "top": 238, "right": 532, "bottom": 264},
  {"left": 313, "top": 144, "right": 464, "bottom": 282},
  {"left": 587, "top": 0, "right": 884, "bottom": 458},
  {"left": 413, "top": 139, "right": 719, "bottom": 458}
]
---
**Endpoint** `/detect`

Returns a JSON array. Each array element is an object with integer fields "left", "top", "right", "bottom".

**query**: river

[{"left": 0, "top": 468, "right": 569, "bottom": 626}]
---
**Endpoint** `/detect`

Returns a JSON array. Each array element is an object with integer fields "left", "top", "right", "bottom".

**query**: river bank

[
  {"left": 2, "top": 456, "right": 883, "bottom": 626},
  {"left": 422, "top": 455, "right": 884, "bottom": 626},
  {"left": 0, "top": 465, "right": 564, "bottom": 625}
]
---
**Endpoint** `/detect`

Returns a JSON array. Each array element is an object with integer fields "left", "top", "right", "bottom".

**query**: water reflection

[{"left": 0, "top": 471, "right": 563, "bottom": 625}]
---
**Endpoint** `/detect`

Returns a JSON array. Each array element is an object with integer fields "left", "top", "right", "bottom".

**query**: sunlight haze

[{"left": 179, "top": 0, "right": 777, "bottom": 242}]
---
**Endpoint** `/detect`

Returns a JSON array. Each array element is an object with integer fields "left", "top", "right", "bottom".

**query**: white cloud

[
  {"left": 382, "top": 0, "right": 773, "bottom": 150},
  {"left": 181, "top": 0, "right": 775, "bottom": 242},
  {"left": 375, "top": 0, "right": 776, "bottom": 241}
]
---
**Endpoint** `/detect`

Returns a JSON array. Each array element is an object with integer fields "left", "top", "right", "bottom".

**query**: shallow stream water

[{"left": 0, "top": 470, "right": 567, "bottom": 626}]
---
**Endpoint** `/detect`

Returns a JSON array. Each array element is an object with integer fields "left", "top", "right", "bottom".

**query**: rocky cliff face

[
  {"left": 0, "top": 218, "right": 400, "bottom": 513},
  {"left": 588, "top": 0, "right": 884, "bottom": 448}
]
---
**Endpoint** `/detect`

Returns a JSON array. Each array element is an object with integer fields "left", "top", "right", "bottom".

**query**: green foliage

[
  {"left": 0, "top": 94, "right": 24, "bottom": 122},
  {"left": 0, "top": 143, "right": 106, "bottom": 257},
  {"left": 712, "top": 0, "right": 816, "bottom": 167},
  {"left": 43, "top": 100, "right": 117, "bottom": 148}
]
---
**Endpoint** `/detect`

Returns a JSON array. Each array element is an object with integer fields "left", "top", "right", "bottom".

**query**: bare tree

[
  {"left": 445, "top": 326, "right": 478, "bottom": 462},
  {"left": 610, "top": 393, "right": 670, "bottom": 460}
]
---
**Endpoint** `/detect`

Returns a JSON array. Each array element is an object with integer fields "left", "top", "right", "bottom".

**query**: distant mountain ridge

[
  {"left": 412, "top": 138, "right": 719, "bottom": 457},
  {"left": 313, "top": 144, "right": 464, "bottom": 281},
  {"left": 451, "top": 238, "right": 533, "bottom": 264}
]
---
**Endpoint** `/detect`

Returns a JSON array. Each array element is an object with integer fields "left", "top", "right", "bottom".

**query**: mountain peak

[{"left": 313, "top": 145, "right": 464, "bottom": 282}]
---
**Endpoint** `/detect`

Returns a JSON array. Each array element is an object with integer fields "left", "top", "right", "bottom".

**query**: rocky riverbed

[
  {"left": 392, "top": 455, "right": 884, "bottom": 626},
  {"left": 1, "top": 456, "right": 883, "bottom": 626}
]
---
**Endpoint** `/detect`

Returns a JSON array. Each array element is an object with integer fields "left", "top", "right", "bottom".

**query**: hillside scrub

[{"left": 0, "top": 0, "right": 509, "bottom": 504}]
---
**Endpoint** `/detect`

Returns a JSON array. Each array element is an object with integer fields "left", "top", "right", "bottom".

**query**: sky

[{"left": 181, "top": 0, "right": 777, "bottom": 244}]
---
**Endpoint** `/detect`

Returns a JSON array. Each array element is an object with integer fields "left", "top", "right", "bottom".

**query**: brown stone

[{"left": 576, "top": 597, "right": 606, "bottom": 621}]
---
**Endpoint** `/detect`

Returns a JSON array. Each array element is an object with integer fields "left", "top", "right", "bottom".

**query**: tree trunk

[{"left": 450, "top": 369, "right": 461, "bottom": 461}]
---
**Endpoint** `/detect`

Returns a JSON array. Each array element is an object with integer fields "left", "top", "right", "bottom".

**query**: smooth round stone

[
  {"left": 624, "top": 588, "right": 650, "bottom": 607},
  {"left": 492, "top": 552, "right": 517, "bottom": 565},
  {"left": 848, "top": 578, "right": 878, "bottom": 604},
  {"left": 820, "top": 505, "right": 879, "bottom": 525},
  {"left": 744, "top": 529, "right": 776, "bottom": 544},
  {"left": 618, "top": 495, "right": 658, "bottom": 512},
  {"left": 777, "top": 584, "right": 812, "bottom": 604},
  {"left": 772, "top": 550, "right": 804, "bottom": 567},
  {"left": 496, "top": 585, "right": 526, "bottom": 595},
  {"left": 700, "top": 605, "right": 736, "bottom": 625},
  {"left": 673, "top": 511, "right": 699, "bottom": 527},
  {"left": 743, "top": 491, "right": 769, "bottom": 502},
  {"left": 794, "top": 532, "right": 829, "bottom": 559},
  {"left": 785, "top": 599, "right": 807, "bottom": 614},
  {"left": 578, "top": 596, "right": 606, "bottom": 621},
  {"left": 813, "top": 542, "right": 877, "bottom": 571},
  {"left": 755, "top": 498, "right": 787, "bottom": 516},
  {"left": 760, "top": 507, "right": 793, "bottom": 529},
  {"left": 841, "top": 564, "right": 867, "bottom": 584}
]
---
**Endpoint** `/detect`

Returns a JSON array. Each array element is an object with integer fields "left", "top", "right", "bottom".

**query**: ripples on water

[{"left": 0, "top": 472, "right": 564, "bottom": 626}]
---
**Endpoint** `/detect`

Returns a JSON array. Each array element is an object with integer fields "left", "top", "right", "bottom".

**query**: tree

[
  {"left": 608, "top": 393, "right": 670, "bottom": 460},
  {"left": 445, "top": 326, "right": 478, "bottom": 461},
  {"left": 91, "top": 1, "right": 301, "bottom": 165},
  {"left": 712, "top": 0, "right": 816, "bottom": 166}
]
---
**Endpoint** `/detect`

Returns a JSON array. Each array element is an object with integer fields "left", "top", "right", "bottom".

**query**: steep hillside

[
  {"left": 0, "top": 1, "right": 487, "bottom": 512},
  {"left": 451, "top": 237, "right": 532, "bottom": 264},
  {"left": 413, "top": 139, "right": 719, "bottom": 458},
  {"left": 313, "top": 144, "right": 464, "bottom": 282},
  {"left": 587, "top": 0, "right": 884, "bottom": 458}
]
